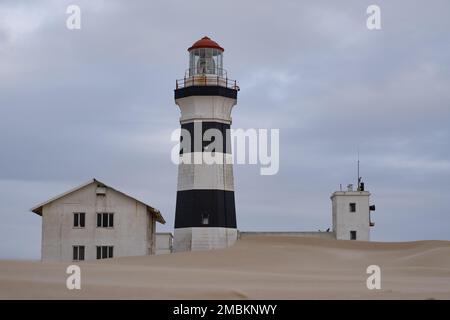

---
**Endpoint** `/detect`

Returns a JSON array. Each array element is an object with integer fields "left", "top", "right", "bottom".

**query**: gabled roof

[{"left": 30, "top": 178, "right": 166, "bottom": 224}]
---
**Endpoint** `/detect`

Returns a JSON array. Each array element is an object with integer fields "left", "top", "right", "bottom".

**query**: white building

[
  {"left": 331, "top": 183, "right": 376, "bottom": 241},
  {"left": 155, "top": 232, "right": 173, "bottom": 254},
  {"left": 241, "top": 181, "right": 376, "bottom": 242},
  {"left": 31, "top": 179, "right": 166, "bottom": 262}
]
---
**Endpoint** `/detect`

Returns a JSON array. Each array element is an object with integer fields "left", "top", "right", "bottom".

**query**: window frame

[
  {"left": 108, "top": 246, "right": 114, "bottom": 258},
  {"left": 73, "top": 212, "right": 85, "bottom": 228},
  {"left": 349, "top": 203, "right": 356, "bottom": 213},
  {"left": 350, "top": 231, "right": 357, "bottom": 240},
  {"left": 73, "top": 245, "right": 85, "bottom": 261},
  {"left": 201, "top": 213, "right": 209, "bottom": 225},
  {"left": 96, "top": 245, "right": 114, "bottom": 259},
  {"left": 96, "top": 212, "right": 114, "bottom": 228}
]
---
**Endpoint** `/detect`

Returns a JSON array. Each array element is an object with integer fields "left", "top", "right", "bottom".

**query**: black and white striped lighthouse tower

[{"left": 173, "top": 36, "right": 239, "bottom": 252}]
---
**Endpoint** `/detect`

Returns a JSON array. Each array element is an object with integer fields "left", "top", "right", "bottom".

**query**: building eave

[{"left": 30, "top": 179, "right": 97, "bottom": 216}]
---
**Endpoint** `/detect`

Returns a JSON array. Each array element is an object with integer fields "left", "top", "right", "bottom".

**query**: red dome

[{"left": 188, "top": 36, "right": 224, "bottom": 52}]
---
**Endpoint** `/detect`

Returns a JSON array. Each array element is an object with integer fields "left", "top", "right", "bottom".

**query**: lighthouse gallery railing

[{"left": 176, "top": 68, "right": 239, "bottom": 90}]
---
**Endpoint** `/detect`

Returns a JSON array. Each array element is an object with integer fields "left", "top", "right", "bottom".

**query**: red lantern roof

[{"left": 188, "top": 36, "right": 224, "bottom": 52}]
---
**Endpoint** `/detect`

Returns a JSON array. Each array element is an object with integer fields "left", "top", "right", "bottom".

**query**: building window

[
  {"left": 201, "top": 213, "right": 209, "bottom": 225},
  {"left": 96, "top": 246, "right": 114, "bottom": 259},
  {"left": 73, "top": 213, "right": 85, "bottom": 228},
  {"left": 97, "top": 213, "right": 114, "bottom": 228},
  {"left": 73, "top": 246, "right": 85, "bottom": 261},
  {"left": 350, "top": 231, "right": 357, "bottom": 240},
  {"left": 349, "top": 203, "right": 356, "bottom": 212}
]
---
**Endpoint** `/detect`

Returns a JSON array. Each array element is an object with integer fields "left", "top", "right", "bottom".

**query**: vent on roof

[{"left": 96, "top": 186, "right": 106, "bottom": 195}]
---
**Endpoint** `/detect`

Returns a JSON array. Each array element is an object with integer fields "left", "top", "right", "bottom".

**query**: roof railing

[
  {"left": 176, "top": 71, "right": 239, "bottom": 91},
  {"left": 186, "top": 67, "right": 228, "bottom": 78}
]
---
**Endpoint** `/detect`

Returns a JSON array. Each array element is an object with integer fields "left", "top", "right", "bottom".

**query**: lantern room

[
  {"left": 188, "top": 36, "right": 224, "bottom": 76},
  {"left": 176, "top": 36, "right": 238, "bottom": 91}
]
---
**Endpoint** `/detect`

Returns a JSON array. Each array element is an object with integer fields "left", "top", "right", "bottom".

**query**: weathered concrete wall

[
  {"left": 238, "top": 231, "right": 336, "bottom": 240},
  {"left": 174, "top": 91, "right": 238, "bottom": 252},
  {"left": 41, "top": 182, "right": 155, "bottom": 262},
  {"left": 177, "top": 159, "right": 234, "bottom": 191},
  {"left": 156, "top": 233, "right": 173, "bottom": 254},
  {"left": 173, "top": 227, "right": 237, "bottom": 252},
  {"left": 175, "top": 95, "right": 236, "bottom": 124},
  {"left": 331, "top": 191, "right": 371, "bottom": 241}
]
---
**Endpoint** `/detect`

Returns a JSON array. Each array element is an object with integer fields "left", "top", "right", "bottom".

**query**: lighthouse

[{"left": 173, "top": 36, "right": 239, "bottom": 252}]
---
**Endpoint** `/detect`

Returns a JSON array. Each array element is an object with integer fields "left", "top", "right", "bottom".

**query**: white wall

[
  {"left": 175, "top": 95, "right": 236, "bottom": 124},
  {"left": 156, "top": 233, "right": 173, "bottom": 254},
  {"left": 177, "top": 155, "right": 234, "bottom": 191},
  {"left": 331, "top": 191, "right": 371, "bottom": 241},
  {"left": 173, "top": 227, "right": 237, "bottom": 252},
  {"left": 41, "top": 182, "right": 155, "bottom": 261}
]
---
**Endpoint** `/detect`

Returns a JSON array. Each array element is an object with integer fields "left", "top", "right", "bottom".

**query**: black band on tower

[
  {"left": 175, "top": 86, "right": 238, "bottom": 100},
  {"left": 180, "top": 121, "right": 232, "bottom": 154},
  {"left": 175, "top": 190, "right": 236, "bottom": 228}
]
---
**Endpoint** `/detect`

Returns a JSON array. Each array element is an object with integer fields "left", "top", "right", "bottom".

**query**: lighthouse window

[
  {"left": 197, "top": 48, "right": 205, "bottom": 74},
  {"left": 190, "top": 48, "right": 223, "bottom": 76},
  {"left": 196, "top": 48, "right": 217, "bottom": 75},
  {"left": 201, "top": 214, "right": 209, "bottom": 225},
  {"left": 189, "top": 51, "right": 195, "bottom": 75},
  {"left": 350, "top": 231, "right": 357, "bottom": 240},
  {"left": 217, "top": 51, "right": 223, "bottom": 75},
  {"left": 349, "top": 203, "right": 356, "bottom": 212}
]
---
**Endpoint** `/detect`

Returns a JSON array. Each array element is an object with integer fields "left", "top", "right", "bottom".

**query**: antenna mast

[{"left": 357, "top": 147, "right": 360, "bottom": 190}]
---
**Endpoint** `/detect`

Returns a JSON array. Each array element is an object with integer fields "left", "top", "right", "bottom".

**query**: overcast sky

[{"left": 1, "top": 0, "right": 449, "bottom": 259}]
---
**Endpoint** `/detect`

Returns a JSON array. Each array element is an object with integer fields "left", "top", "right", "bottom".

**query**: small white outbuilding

[
  {"left": 155, "top": 232, "right": 173, "bottom": 254},
  {"left": 31, "top": 179, "right": 166, "bottom": 262},
  {"left": 331, "top": 183, "right": 376, "bottom": 241}
]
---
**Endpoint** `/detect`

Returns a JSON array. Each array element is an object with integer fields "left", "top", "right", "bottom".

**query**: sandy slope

[{"left": 1, "top": 236, "right": 449, "bottom": 299}]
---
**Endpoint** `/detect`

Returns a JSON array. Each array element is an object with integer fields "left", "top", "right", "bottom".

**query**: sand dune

[{"left": 1, "top": 236, "right": 449, "bottom": 299}]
